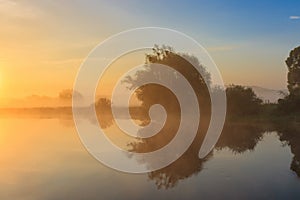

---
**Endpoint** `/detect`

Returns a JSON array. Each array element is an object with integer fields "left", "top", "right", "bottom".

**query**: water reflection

[
  {"left": 96, "top": 107, "right": 300, "bottom": 189},
  {"left": 0, "top": 108, "right": 299, "bottom": 197},
  {"left": 124, "top": 113, "right": 209, "bottom": 188},
  {"left": 216, "top": 122, "right": 267, "bottom": 154},
  {"left": 276, "top": 121, "right": 300, "bottom": 177}
]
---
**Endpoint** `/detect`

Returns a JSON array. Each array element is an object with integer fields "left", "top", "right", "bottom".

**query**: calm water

[{"left": 0, "top": 116, "right": 300, "bottom": 200}]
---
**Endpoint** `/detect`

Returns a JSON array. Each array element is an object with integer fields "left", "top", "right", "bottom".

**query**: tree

[
  {"left": 124, "top": 46, "right": 213, "bottom": 187},
  {"left": 226, "top": 85, "right": 263, "bottom": 116},
  {"left": 286, "top": 46, "right": 300, "bottom": 96},
  {"left": 95, "top": 98, "right": 113, "bottom": 129},
  {"left": 95, "top": 98, "right": 111, "bottom": 111},
  {"left": 123, "top": 45, "right": 212, "bottom": 116},
  {"left": 59, "top": 89, "right": 83, "bottom": 100},
  {"left": 278, "top": 46, "right": 300, "bottom": 113}
]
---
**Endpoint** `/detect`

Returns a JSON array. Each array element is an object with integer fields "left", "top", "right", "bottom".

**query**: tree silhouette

[
  {"left": 95, "top": 98, "right": 113, "bottom": 129},
  {"left": 59, "top": 89, "right": 83, "bottom": 100},
  {"left": 278, "top": 46, "right": 300, "bottom": 113},
  {"left": 124, "top": 45, "right": 212, "bottom": 153},
  {"left": 123, "top": 45, "right": 213, "bottom": 188},
  {"left": 286, "top": 46, "right": 300, "bottom": 96},
  {"left": 226, "top": 85, "right": 263, "bottom": 116},
  {"left": 123, "top": 45, "right": 211, "bottom": 115}
]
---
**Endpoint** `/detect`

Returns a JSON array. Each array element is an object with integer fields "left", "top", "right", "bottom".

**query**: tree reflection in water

[
  {"left": 96, "top": 111, "right": 300, "bottom": 189},
  {"left": 276, "top": 121, "right": 300, "bottom": 177}
]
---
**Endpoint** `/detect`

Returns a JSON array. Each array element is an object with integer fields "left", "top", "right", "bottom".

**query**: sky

[{"left": 0, "top": 0, "right": 300, "bottom": 104}]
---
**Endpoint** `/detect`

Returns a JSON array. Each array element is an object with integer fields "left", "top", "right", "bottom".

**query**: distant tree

[
  {"left": 95, "top": 98, "right": 111, "bottom": 109},
  {"left": 278, "top": 46, "right": 300, "bottom": 113},
  {"left": 59, "top": 89, "right": 83, "bottom": 100},
  {"left": 95, "top": 98, "right": 113, "bottom": 129},
  {"left": 226, "top": 85, "right": 263, "bottom": 116}
]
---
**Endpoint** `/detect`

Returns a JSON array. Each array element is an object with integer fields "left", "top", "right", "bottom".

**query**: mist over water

[{"left": 0, "top": 112, "right": 299, "bottom": 200}]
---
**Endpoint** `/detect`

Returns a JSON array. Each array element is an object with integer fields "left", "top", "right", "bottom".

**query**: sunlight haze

[{"left": 0, "top": 0, "right": 299, "bottom": 106}]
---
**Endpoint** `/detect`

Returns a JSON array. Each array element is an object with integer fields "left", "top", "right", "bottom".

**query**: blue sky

[
  {"left": 72, "top": 0, "right": 300, "bottom": 89},
  {"left": 88, "top": 0, "right": 300, "bottom": 43},
  {"left": 85, "top": 0, "right": 300, "bottom": 89}
]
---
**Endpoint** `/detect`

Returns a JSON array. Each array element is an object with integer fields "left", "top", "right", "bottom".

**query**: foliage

[
  {"left": 278, "top": 46, "right": 300, "bottom": 113},
  {"left": 95, "top": 98, "right": 111, "bottom": 111},
  {"left": 59, "top": 89, "right": 83, "bottom": 100},
  {"left": 226, "top": 85, "right": 263, "bottom": 116},
  {"left": 286, "top": 46, "right": 300, "bottom": 96},
  {"left": 123, "top": 45, "right": 211, "bottom": 115},
  {"left": 95, "top": 98, "right": 113, "bottom": 129}
]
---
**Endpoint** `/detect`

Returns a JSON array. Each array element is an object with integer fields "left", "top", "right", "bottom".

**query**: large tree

[
  {"left": 278, "top": 46, "right": 300, "bottom": 113},
  {"left": 124, "top": 45, "right": 211, "bottom": 115},
  {"left": 286, "top": 46, "right": 300, "bottom": 96},
  {"left": 124, "top": 46, "right": 213, "bottom": 177}
]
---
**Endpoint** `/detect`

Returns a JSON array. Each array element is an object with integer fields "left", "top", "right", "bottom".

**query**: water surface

[{"left": 0, "top": 116, "right": 300, "bottom": 200}]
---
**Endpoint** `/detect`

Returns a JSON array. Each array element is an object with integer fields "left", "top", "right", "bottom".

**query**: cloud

[
  {"left": 289, "top": 16, "right": 300, "bottom": 20},
  {"left": 0, "top": 0, "right": 41, "bottom": 19}
]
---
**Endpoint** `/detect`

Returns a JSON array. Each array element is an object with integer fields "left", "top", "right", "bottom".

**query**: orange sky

[{"left": 0, "top": 0, "right": 295, "bottom": 107}]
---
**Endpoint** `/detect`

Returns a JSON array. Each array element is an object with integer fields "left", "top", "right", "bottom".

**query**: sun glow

[{"left": 0, "top": 73, "right": 1, "bottom": 84}]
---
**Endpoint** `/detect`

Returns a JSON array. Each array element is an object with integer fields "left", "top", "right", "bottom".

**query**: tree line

[{"left": 96, "top": 45, "right": 300, "bottom": 119}]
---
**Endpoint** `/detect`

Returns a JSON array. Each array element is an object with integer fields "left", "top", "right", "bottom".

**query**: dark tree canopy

[
  {"left": 278, "top": 46, "right": 300, "bottom": 113},
  {"left": 226, "top": 85, "right": 263, "bottom": 116},
  {"left": 286, "top": 46, "right": 300, "bottom": 96},
  {"left": 123, "top": 45, "right": 212, "bottom": 115}
]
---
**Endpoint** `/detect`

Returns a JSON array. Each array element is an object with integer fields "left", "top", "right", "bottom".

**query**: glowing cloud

[{"left": 289, "top": 16, "right": 300, "bottom": 20}]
